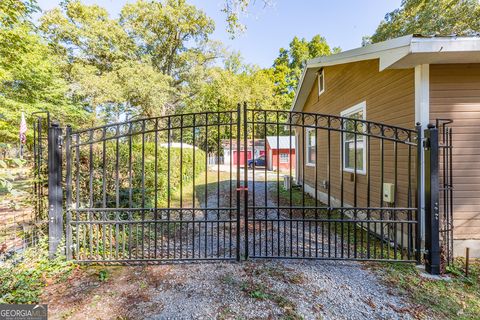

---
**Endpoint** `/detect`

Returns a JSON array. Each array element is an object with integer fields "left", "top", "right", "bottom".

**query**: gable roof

[
  {"left": 291, "top": 34, "right": 480, "bottom": 112},
  {"left": 266, "top": 136, "right": 295, "bottom": 150}
]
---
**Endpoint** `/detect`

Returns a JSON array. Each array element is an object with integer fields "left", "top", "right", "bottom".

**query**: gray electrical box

[
  {"left": 383, "top": 183, "right": 395, "bottom": 203},
  {"left": 283, "top": 175, "right": 292, "bottom": 190}
]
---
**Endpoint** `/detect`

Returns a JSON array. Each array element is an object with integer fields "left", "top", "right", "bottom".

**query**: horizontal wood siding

[
  {"left": 298, "top": 59, "right": 416, "bottom": 209},
  {"left": 430, "top": 64, "right": 480, "bottom": 240}
]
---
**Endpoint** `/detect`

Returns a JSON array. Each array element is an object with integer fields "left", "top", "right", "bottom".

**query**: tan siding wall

[
  {"left": 297, "top": 59, "right": 416, "bottom": 209},
  {"left": 430, "top": 64, "right": 480, "bottom": 240}
]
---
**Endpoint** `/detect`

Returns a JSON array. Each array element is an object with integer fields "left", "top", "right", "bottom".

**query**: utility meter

[{"left": 383, "top": 183, "right": 395, "bottom": 203}]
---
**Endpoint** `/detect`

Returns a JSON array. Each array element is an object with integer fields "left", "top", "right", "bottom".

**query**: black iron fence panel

[
  {"left": 33, "top": 113, "right": 50, "bottom": 229},
  {"left": 65, "top": 110, "right": 241, "bottom": 262},
  {"left": 1, "top": 113, "right": 49, "bottom": 260},
  {"left": 244, "top": 109, "right": 421, "bottom": 262}
]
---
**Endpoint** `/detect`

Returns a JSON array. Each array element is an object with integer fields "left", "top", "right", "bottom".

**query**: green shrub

[{"left": 73, "top": 140, "right": 206, "bottom": 208}]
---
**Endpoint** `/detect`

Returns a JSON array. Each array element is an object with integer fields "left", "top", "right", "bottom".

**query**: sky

[{"left": 35, "top": 0, "right": 402, "bottom": 68}]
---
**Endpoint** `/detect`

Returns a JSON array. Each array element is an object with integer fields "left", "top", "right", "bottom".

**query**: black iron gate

[
  {"left": 244, "top": 108, "right": 420, "bottom": 261},
  {"left": 64, "top": 110, "right": 241, "bottom": 262},
  {"left": 44, "top": 105, "right": 445, "bottom": 270}
]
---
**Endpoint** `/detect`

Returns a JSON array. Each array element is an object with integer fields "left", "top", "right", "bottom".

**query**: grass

[
  {"left": 373, "top": 259, "right": 480, "bottom": 319},
  {"left": 170, "top": 170, "right": 233, "bottom": 207}
]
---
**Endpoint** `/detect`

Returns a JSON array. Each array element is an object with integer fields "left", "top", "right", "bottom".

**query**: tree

[
  {"left": 120, "top": 0, "right": 215, "bottom": 76},
  {"left": 271, "top": 35, "right": 339, "bottom": 109},
  {"left": 40, "top": 0, "right": 220, "bottom": 120},
  {"left": 0, "top": 0, "right": 89, "bottom": 143},
  {"left": 184, "top": 54, "right": 281, "bottom": 113},
  {"left": 221, "top": 0, "right": 252, "bottom": 37},
  {"left": 371, "top": 0, "right": 480, "bottom": 43},
  {"left": 120, "top": 0, "right": 220, "bottom": 112},
  {"left": 0, "top": 0, "right": 39, "bottom": 28}
]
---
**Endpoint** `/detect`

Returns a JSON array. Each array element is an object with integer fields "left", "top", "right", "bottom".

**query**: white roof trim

[
  {"left": 411, "top": 36, "right": 480, "bottom": 53},
  {"left": 307, "top": 35, "right": 412, "bottom": 70},
  {"left": 291, "top": 35, "right": 480, "bottom": 112}
]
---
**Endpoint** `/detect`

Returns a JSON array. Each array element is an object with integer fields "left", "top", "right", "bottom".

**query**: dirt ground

[{"left": 42, "top": 260, "right": 425, "bottom": 320}]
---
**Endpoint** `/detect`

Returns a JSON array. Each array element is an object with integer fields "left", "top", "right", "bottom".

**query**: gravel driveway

[
  {"left": 47, "top": 169, "right": 419, "bottom": 319},
  {"left": 130, "top": 260, "right": 415, "bottom": 320},
  {"left": 45, "top": 259, "right": 418, "bottom": 320},
  {"left": 126, "top": 169, "right": 416, "bottom": 319}
]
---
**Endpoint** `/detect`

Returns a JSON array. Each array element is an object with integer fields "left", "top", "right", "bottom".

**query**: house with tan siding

[{"left": 291, "top": 35, "right": 480, "bottom": 257}]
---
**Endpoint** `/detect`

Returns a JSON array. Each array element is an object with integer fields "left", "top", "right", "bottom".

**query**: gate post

[
  {"left": 424, "top": 124, "right": 440, "bottom": 275},
  {"left": 236, "top": 103, "right": 242, "bottom": 261},
  {"left": 243, "top": 102, "right": 249, "bottom": 260},
  {"left": 65, "top": 125, "right": 72, "bottom": 260},
  {"left": 48, "top": 122, "right": 63, "bottom": 258}
]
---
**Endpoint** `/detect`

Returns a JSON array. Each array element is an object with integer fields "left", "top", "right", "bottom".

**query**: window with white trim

[
  {"left": 279, "top": 153, "right": 289, "bottom": 163},
  {"left": 305, "top": 128, "right": 316, "bottom": 165},
  {"left": 318, "top": 68, "right": 325, "bottom": 96},
  {"left": 340, "top": 102, "right": 366, "bottom": 174}
]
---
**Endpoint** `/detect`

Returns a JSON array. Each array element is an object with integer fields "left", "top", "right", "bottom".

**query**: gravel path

[
  {"left": 129, "top": 260, "right": 414, "bottom": 320},
  {"left": 128, "top": 169, "right": 416, "bottom": 319},
  {"left": 154, "top": 169, "right": 351, "bottom": 260}
]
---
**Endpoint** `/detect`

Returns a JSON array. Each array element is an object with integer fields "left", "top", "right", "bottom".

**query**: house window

[
  {"left": 279, "top": 153, "right": 289, "bottom": 163},
  {"left": 318, "top": 68, "right": 325, "bottom": 96},
  {"left": 340, "top": 102, "right": 366, "bottom": 174},
  {"left": 305, "top": 128, "right": 316, "bottom": 165}
]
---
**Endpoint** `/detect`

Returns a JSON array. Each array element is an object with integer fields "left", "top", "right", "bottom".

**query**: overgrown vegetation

[
  {"left": 0, "top": 240, "right": 76, "bottom": 304},
  {"left": 0, "top": 158, "right": 36, "bottom": 252},
  {"left": 374, "top": 259, "right": 480, "bottom": 319},
  {"left": 0, "top": 157, "right": 26, "bottom": 196}
]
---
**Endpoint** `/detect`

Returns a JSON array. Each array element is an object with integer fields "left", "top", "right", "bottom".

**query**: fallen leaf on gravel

[
  {"left": 362, "top": 297, "right": 376, "bottom": 310},
  {"left": 312, "top": 303, "right": 324, "bottom": 312}
]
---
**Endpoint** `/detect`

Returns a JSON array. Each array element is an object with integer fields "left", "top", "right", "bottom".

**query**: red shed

[{"left": 266, "top": 136, "right": 296, "bottom": 172}]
